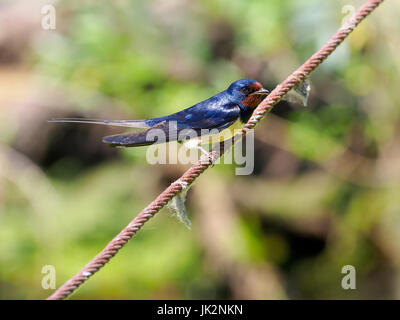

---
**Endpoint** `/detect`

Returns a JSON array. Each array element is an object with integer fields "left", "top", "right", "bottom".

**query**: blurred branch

[
  {"left": 47, "top": 0, "right": 385, "bottom": 300},
  {"left": 193, "top": 173, "right": 286, "bottom": 299},
  {"left": 0, "top": 145, "right": 58, "bottom": 212}
]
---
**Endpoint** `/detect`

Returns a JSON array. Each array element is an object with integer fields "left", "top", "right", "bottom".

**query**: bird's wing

[
  {"left": 102, "top": 103, "right": 241, "bottom": 147},
  {"left": 102, "top": 121, "right": 173, "bottom": 147},
  {"left": 48, "top": 118, "right": 149, "bottom": 128}
]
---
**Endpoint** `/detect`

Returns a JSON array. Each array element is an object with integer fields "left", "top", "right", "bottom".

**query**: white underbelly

[{"left": 183, "top": 118, "right": 243, "bottom": 148}]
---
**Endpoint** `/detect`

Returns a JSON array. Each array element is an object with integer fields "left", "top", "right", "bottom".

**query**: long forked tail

[{"left": 48, "top": 118, "right": 150, "bottom": 128}]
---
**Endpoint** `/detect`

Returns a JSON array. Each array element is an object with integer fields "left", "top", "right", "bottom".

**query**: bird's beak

[{"left": 250, "top": 88, "right": 269, "bottom": 96}]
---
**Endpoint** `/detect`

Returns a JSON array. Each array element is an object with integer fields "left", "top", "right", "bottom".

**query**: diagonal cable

[{"left": 47, "top": 0, "right": 385, "bottom": 300}]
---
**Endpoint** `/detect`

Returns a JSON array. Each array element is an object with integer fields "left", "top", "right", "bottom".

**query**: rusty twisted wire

[{"left": 47, "top": 0, "right": 384, "bottom": 300}]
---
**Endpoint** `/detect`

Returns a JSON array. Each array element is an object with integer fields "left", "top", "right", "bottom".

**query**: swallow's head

[{"left": 227, "top": 78, "right": 269, "bottom": 109}]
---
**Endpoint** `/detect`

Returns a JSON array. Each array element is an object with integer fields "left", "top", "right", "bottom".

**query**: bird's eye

[{"left": 241, "top": 87, "right": 252, "bottom": 95}]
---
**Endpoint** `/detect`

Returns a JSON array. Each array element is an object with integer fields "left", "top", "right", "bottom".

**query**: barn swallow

[{"left": 49, "top": 79, "right": 268, "bottom": 149}]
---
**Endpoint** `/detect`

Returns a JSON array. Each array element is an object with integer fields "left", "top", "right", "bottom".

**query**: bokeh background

[{"left": 1, "top": 0, "right": 399, "bottom": 299}]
